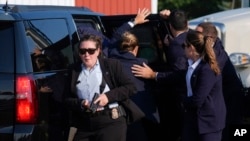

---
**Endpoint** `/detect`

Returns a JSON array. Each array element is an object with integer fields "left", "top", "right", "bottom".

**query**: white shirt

[
  {"left": 186, "top": 58, "right": 201, "bottom": 97},
  {"left": 76, "top": 60, "right": 110, "bottom": 103}
]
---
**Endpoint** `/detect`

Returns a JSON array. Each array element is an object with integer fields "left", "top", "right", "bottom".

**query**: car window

[
  {"left": 0, "top": 22, "right": 14, "bottom": 73},
  {"left": 24, "top": 19, "right": 73, "bottom": 72},
  {"left": 132, "top": 25, "right": 166, "bottom": 66},
  {"left": 100, "top": 15, "right": 169, "bottom": 72},
  {"left": 73, "top": 16, "right": 103, "bottom": 38},
  {"left": 75, "top": 20, "right": 99, "bottom": 38},
  {"left": 73, "top": 18, "right": 103, "bottom": 60}
]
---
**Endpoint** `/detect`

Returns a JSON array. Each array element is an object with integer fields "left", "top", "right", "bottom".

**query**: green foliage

[
  {"left": 158, "top": 0, "right": 193, "bottom": 9},
  {"left": 158, "top": 0, "right": 225, "bottom": 19}
]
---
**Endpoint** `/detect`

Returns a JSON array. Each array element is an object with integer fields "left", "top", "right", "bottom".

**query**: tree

[{"left": 158, "top": 0, "right": 230, "bottom": 19}]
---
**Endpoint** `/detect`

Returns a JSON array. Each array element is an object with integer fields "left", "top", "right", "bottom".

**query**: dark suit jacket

[
  {"left": 165, "top": 31, "right": 190, "bottom": 71},
  {"left": 66, "top": 57, "right": 137, "bottom": 127},
  {"left": 213, "top": 38, "right": 244, "bottom": 123},
  {"left": 189, "top": 60, "right": 226, "bottom": 134},
  {"left": 105, "top": 22, "right": 133, "bottom": 57},
  {"left": 213, "top": 38, "right": 227, "bottom": 70},
  {"left": 157, "top": 30, "right": 189, "bottom": 130},
  {"left": 157, "top": 60, "right": 226, "bottom": 134},
  {"left": 109, "top": 49, "right": 158, "bottom": 122}
]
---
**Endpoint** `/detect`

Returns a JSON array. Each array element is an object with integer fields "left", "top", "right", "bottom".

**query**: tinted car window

[
  {"left": 75, "top": 19, "right": 100, "bottom": 38},
  {"left": 73, "top": 18, "right": 103, "bottom": 60},
  {"left": 0, "top": 22, "right": 14, "bottom": 73},
  {"left": 131, "top": 24, "right": 167, "bottom": 69},
  {"left": 24, "top": 19, "right": 73, "bottom": 72}
]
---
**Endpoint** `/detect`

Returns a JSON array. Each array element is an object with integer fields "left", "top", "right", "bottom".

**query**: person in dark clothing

[
  {"left": 181, "top": 31, "right": 226, "bottom": 141},
  {"left": 65, "top": 34, "right": 137, "bottom": 141},
  {"left": 32, "top": 8, "right": 150, "bottom": 59},
  {"left": 131, "top": 31, "right": 227, "bottom": 141},
  {"left": 129, "top": 9, "right": 192, "bottom": 141},
  {"left": 196, "top": 22, "right": 245, "bottom": 141},
  {"left": 155, "top": 9, "right": 191, "bottom": 141},
  {"left": 76, "top": 8, "right": 151, "bottom": 58},
  {"left": 109, "top": 31, "right": 160, "bottom": 141},
  {"left": 65, "top": 8, "right": 151, "bottom": 141}
]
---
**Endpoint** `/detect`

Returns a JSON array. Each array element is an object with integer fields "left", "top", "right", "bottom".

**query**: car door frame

[{"left": 100, "top": 14, "right": 172, "bottom": 71}]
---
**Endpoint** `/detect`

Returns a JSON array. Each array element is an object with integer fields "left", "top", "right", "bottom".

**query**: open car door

[
  {"left": 100, "top": 14, "right": 171, "bottom": 72},
  {"left": 100, "top": 14, "right": 173, "bottom": 125}
]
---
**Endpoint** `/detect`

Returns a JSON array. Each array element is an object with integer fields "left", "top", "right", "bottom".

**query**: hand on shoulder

[{"left": 131, "top": 62, "right": 156, "bottom": 79}]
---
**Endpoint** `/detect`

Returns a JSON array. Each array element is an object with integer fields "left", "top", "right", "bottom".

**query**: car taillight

[{"left": 16, "top": 75, "right": 38, "bottom": 123}]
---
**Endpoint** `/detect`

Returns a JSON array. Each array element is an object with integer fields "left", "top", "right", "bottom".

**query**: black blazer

[
  {"left": 65, "top": 57, "right": 138, "bottom": 127},
  {"left": 66, "top": 57, "right": 137, "bottom": 110},
  {"left": 109, "top": 49, "right": 158, "bottom": 122},
  {"left": 190, "top": 60, "right": 226, "bottom": 134},
  {"left": 213, "top": 38, "right": 244, "bottom": 123},
  {"left": 157, "top": 60, "right": 226, "bottom": 134}
]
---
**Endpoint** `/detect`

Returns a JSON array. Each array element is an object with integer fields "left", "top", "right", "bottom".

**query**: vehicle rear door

[
  {"left": 0, "top": 21, "right": 16, "bottom": 141},
  {"left": 100, "top": 14, "right": 171, "bottom": 71}
]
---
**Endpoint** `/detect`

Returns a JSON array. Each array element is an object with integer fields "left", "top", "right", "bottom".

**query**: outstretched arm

[{"left": 111, "top": 7, "right": 151, "bottom": 40}]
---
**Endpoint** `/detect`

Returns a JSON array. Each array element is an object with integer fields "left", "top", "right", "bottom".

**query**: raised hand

[{"left": 134, "top": 8, "right": 151, "bottom": 25}]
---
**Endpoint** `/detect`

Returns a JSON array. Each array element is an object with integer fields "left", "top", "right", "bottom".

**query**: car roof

[{"left": 0, "top": 4, "right": 104, "bottom": 16}]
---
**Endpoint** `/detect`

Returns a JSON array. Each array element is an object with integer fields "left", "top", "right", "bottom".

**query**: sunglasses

[{"left": 79, "top": 48, "right": 97, "bottom": 55}]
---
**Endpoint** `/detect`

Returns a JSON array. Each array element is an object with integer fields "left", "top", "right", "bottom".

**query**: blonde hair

[
  {"left": 120, "top": 31, "right": 138, "bottom": 51},
  {"left": 186, "top": 31, "right": 220, "bottom": 75}
]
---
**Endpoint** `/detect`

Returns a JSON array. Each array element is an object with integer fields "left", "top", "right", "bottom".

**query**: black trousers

[
  {"left": 126, "top": 118, "right": 161, "bottom": 141},
  {"left": 73, "top": 114, "right": 127, "bottom": 141}
]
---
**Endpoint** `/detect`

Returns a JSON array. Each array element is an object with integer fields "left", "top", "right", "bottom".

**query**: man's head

[
  {"left": 168, "top": 9, "right": 188, "bottom": 31},
  {"left": 195, "top": 22, "right": 218, "bottom": 42}
]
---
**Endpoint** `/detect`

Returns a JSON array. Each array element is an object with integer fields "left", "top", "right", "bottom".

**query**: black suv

[{"left": 0, "top": 4, "right": 170, "bottom": 141}]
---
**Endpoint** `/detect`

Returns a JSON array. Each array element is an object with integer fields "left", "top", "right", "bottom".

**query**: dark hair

[
  {"left": 169, "top": 9, "right": 188, "bottom": 31},
  {"left": 78, "top": 34, "right": 102, "bottom": 49},
  {"left": 186, "top": 31, "right": 220, "bottom": 75},
  {"left": 197, "top": 22, "right": 218, "bottom": 41}
]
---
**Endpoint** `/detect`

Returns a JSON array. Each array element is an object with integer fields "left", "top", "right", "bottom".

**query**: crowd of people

[{"left": 35, "top": 7, "right": 245, "bottom": 141}]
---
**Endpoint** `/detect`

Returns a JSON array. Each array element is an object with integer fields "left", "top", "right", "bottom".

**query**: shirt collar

[
  {"left": 188, "top": 58, "right": 202, "bottom": 69},
  {"left": 81, "top": 59, "right": 100, "bottom": 72}
]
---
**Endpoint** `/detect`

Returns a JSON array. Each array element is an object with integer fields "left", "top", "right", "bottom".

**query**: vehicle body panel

[{"left": 0, "top": 5, "right": 107, "bottom": 141}]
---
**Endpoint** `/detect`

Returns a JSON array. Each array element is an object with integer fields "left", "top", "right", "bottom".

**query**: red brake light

[{"left": 16, "top": 75, "right": 38, "bottom": 123}]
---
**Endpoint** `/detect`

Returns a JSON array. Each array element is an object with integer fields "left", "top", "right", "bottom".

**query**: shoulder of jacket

[{"left": 103, "top": 58, "right": 120, "bottom": 64}]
